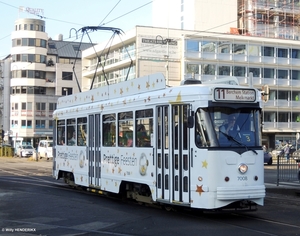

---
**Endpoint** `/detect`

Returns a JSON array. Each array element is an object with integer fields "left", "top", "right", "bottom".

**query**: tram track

[{"left": 1, "top": 163, "right": 300, "bottom": 235}]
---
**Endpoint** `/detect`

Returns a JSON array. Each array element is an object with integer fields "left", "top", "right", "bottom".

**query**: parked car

[
  {"left": 16, "top": 145, "right": 35, "bottom": 157},
  {"left": 271, "top": 148, "right": 283, "bottom": 158},
  {"left": 264, "top": 151, "right": 273, "bottom": 165},
  {"left": 37, "top": 140, "right": 53, "bottom": 160},
  {"left": 292, "top": 150, "right": 300, "bottom": 162}
]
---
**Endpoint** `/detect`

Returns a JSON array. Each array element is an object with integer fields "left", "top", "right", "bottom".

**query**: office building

[{"left": 82, "top": 23, "right": 300, "bottom": 150}]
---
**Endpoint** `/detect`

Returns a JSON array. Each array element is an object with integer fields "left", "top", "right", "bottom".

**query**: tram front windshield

[{"left": 195, "top": 107, "right": 261, "bottom": 148}]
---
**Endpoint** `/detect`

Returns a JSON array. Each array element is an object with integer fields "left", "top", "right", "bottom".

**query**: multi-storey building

[
  {"left": 0, "top": 55, "right": 11, "bottom": 144},
  {"left": 8, "top": 18, "right": 92, "bottom": 148},
  {"left": 82, "top": 25, "right": 300, "bottom": 150},
  {"left": 81, "top": 0, "right": 300, "bottom": 150},
  {"left": 153, "top": 0, "right": 300, "bottom": 40}
]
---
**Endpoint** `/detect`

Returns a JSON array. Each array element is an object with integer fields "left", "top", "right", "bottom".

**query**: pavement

[{"left": 265, "top": 182, "right": 300, "bottom": 197}]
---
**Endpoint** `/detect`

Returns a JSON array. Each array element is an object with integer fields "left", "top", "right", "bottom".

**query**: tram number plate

[{"left": 214, "top": 88, "right": 256, "bottom": 102}]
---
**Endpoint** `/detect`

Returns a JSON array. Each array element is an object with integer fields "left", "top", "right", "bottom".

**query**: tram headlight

[{"left": 238, "top": 163, "right": 248, "bottom": 174}]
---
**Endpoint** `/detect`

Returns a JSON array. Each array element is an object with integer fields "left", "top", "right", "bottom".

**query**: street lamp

[
  {"left": 63, "top": 88, "right": 68, "bottom": 96},
  {"left": 156, "top": 35, "right": 171, "bottom": 86}
]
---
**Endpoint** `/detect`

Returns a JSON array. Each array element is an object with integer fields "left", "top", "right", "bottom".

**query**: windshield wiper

[{"left": 219, "top": 131, "right": 258, "bottom": 155}]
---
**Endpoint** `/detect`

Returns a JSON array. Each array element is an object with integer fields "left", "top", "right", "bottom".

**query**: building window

[
  {"left": 233, "top": 44, "right": 246, "bottom": 54},
  {"left": 201, "top": 41, "right": 215, "bottom": 53},
  {"left": 263, "top": 68, "right": 275, "bottom": 79},
  {"left": 36, "top": 102, "right": 46, "bottom": 117},
  {"left": 217, "top": 42, "right": 230, "bottom": 53},
  {"left": 278, "top": 69, "right": 288, "bottom": 79},
  {"left": 49, "top": 103, "right": 56, "bottom": 112},
  {"left": 278, "top": 112, "right": 289, "bottom": 122},
  {"left": 21, "top": 120, "right": 32, "bottom": 128},
  {"left": 48, "top": 43, "right": 56, "bottom": 49},
  {"left": 49, "top": 120, "right": 54, "bottom": 129},
  {"left": 36, "top": 120, "right": 46, "bottom": 129},
  {"left": 186, "top": 64, "right": 199, "bottom": 74},
  {"left": 59, "top": 58, "right": 70, "bottom": 64},
  {"left": 277, "top": 48, "right": 288, "bottom": 58},
  {"left": 29, "top": 38, "right": 35, "bottom": 46},
  {"left": 62, "top": 87, "right": 72, "bottom": 96},
  {"left": 186, "top": 40, "right": 199, "bottom": 52},
  {"left": 264, "top": 112, "right": 275, "bottom": 122},
  {"left": 263, "top": 46, "right": 274, "bottom": 57},
  {"left": 218, "top": 66, "right": 231, "bottom": 76},
  {"left": 233, "top": 66, "right": 246, "bottom": 77},
  {"left": 202, "top": 64, "right": 215, "bottom": 75},
  {"left": 62, "top": 72, "right": 73, "bottom": 80},
  {"left": 291, "top": 70, "right": 300, "bottom": 80},
  {"left": 278, "top": 91, "right": 289, "bottom": 100},
  {"left": 248, "top": 67, "right": 260, "bottom": 77},
  {"left": 291, "top": 49, "right": 300, "bottom": 58}
]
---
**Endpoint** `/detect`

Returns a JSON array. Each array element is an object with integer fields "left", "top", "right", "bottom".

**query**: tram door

[
  {"left": 88, "top": 114, "right": 101, "bottom": 187},
  {"left": 156, "top": 104, "right": 190, "bottom": 205}
]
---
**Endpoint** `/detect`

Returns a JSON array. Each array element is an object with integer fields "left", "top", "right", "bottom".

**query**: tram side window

[
  {"left": 118, "top": 111, "right": 133, "bottom": 147},
  {"left": 57, "top": 119, "right": 65, "bottom": 145},
  {"left": 103, "top": 113, "right": 116, "bottom": 146},
  {"left": 67, "top": 118, "right": 76, "bottom": 146},
  {"left": 136, "top": 109, "right": 153, "bottom": 147},
  {"left": 77, "top": 117, "right": 87, "bottom": 146}
]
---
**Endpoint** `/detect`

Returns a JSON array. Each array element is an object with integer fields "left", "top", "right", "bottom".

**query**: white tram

[{"left": 53, "top": 73, "right": 265, "bottom": 211}]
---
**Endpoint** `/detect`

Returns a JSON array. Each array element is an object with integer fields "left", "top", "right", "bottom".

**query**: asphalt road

[{"left": 0, "top": 157, "right": 300, "bottom": 236}]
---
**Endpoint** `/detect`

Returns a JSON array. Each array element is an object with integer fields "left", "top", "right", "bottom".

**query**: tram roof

[
  {"left": 57, "top": 73, "right": 167, "bottom": 109},
  {"left": 56, "top": 74, "right": 257, "bottom": 110}
]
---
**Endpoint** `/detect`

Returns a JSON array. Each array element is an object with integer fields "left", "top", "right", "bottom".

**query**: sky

[{"left": 0, "top": 0, "right": 153, "bottom": 59}]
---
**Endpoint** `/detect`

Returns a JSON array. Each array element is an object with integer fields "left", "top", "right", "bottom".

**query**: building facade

[
  {"left": 7, "top": 18, "right": 92, "bottom": 148},
  {"left": 82, "top": 25, "right": 300, "bottom": 150},
  {"left": 153, "top": 0, "right": 300, "bottom": 40}
]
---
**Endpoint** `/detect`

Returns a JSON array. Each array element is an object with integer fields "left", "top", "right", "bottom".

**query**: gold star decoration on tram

[
  {"left": 202, "top": 160, "right": 208, "bottom": 169},
  {"left": 196, "top": 185, "right": 205, "bottom": 195},
  {"left": 146, "top": 82, "right": 150, "bottom": 89},
  {"left": 120, "top": 88, "right": 123, "bottom": 95}
]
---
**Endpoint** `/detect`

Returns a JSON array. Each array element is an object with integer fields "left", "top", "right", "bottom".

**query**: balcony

[{"left": 263, "top": 122, "right": 300, "bottom": 132}]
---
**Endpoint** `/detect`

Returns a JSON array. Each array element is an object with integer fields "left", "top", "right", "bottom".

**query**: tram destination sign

[{"left": 214, "top": 88, "right": 256, "bottom": 102}]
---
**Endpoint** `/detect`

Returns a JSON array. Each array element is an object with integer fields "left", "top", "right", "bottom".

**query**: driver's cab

[{"left": 195, "top": 106, "right": 261, "bottom": 149}]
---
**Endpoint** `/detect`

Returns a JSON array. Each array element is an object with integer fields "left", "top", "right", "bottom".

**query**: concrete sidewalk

[{"left": 265, "top": 182, "right": 300, "bottom": 197}]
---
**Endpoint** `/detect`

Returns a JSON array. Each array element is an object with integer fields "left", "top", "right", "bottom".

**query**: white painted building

[
  {"left": 82, "top": 25, "right": 300, "bottom": 150},
  {"left": 5, "top": 18, "right": 92, "bottom": 148}
]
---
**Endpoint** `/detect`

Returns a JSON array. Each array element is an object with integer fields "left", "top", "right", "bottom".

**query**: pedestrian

[{"left": 284, "top": 143, "right": 290, "bottom": 161}]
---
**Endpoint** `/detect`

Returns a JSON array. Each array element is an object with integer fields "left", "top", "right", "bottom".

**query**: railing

[{"left": 275, "top": 154, "right": 300, "bottom": 185}]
